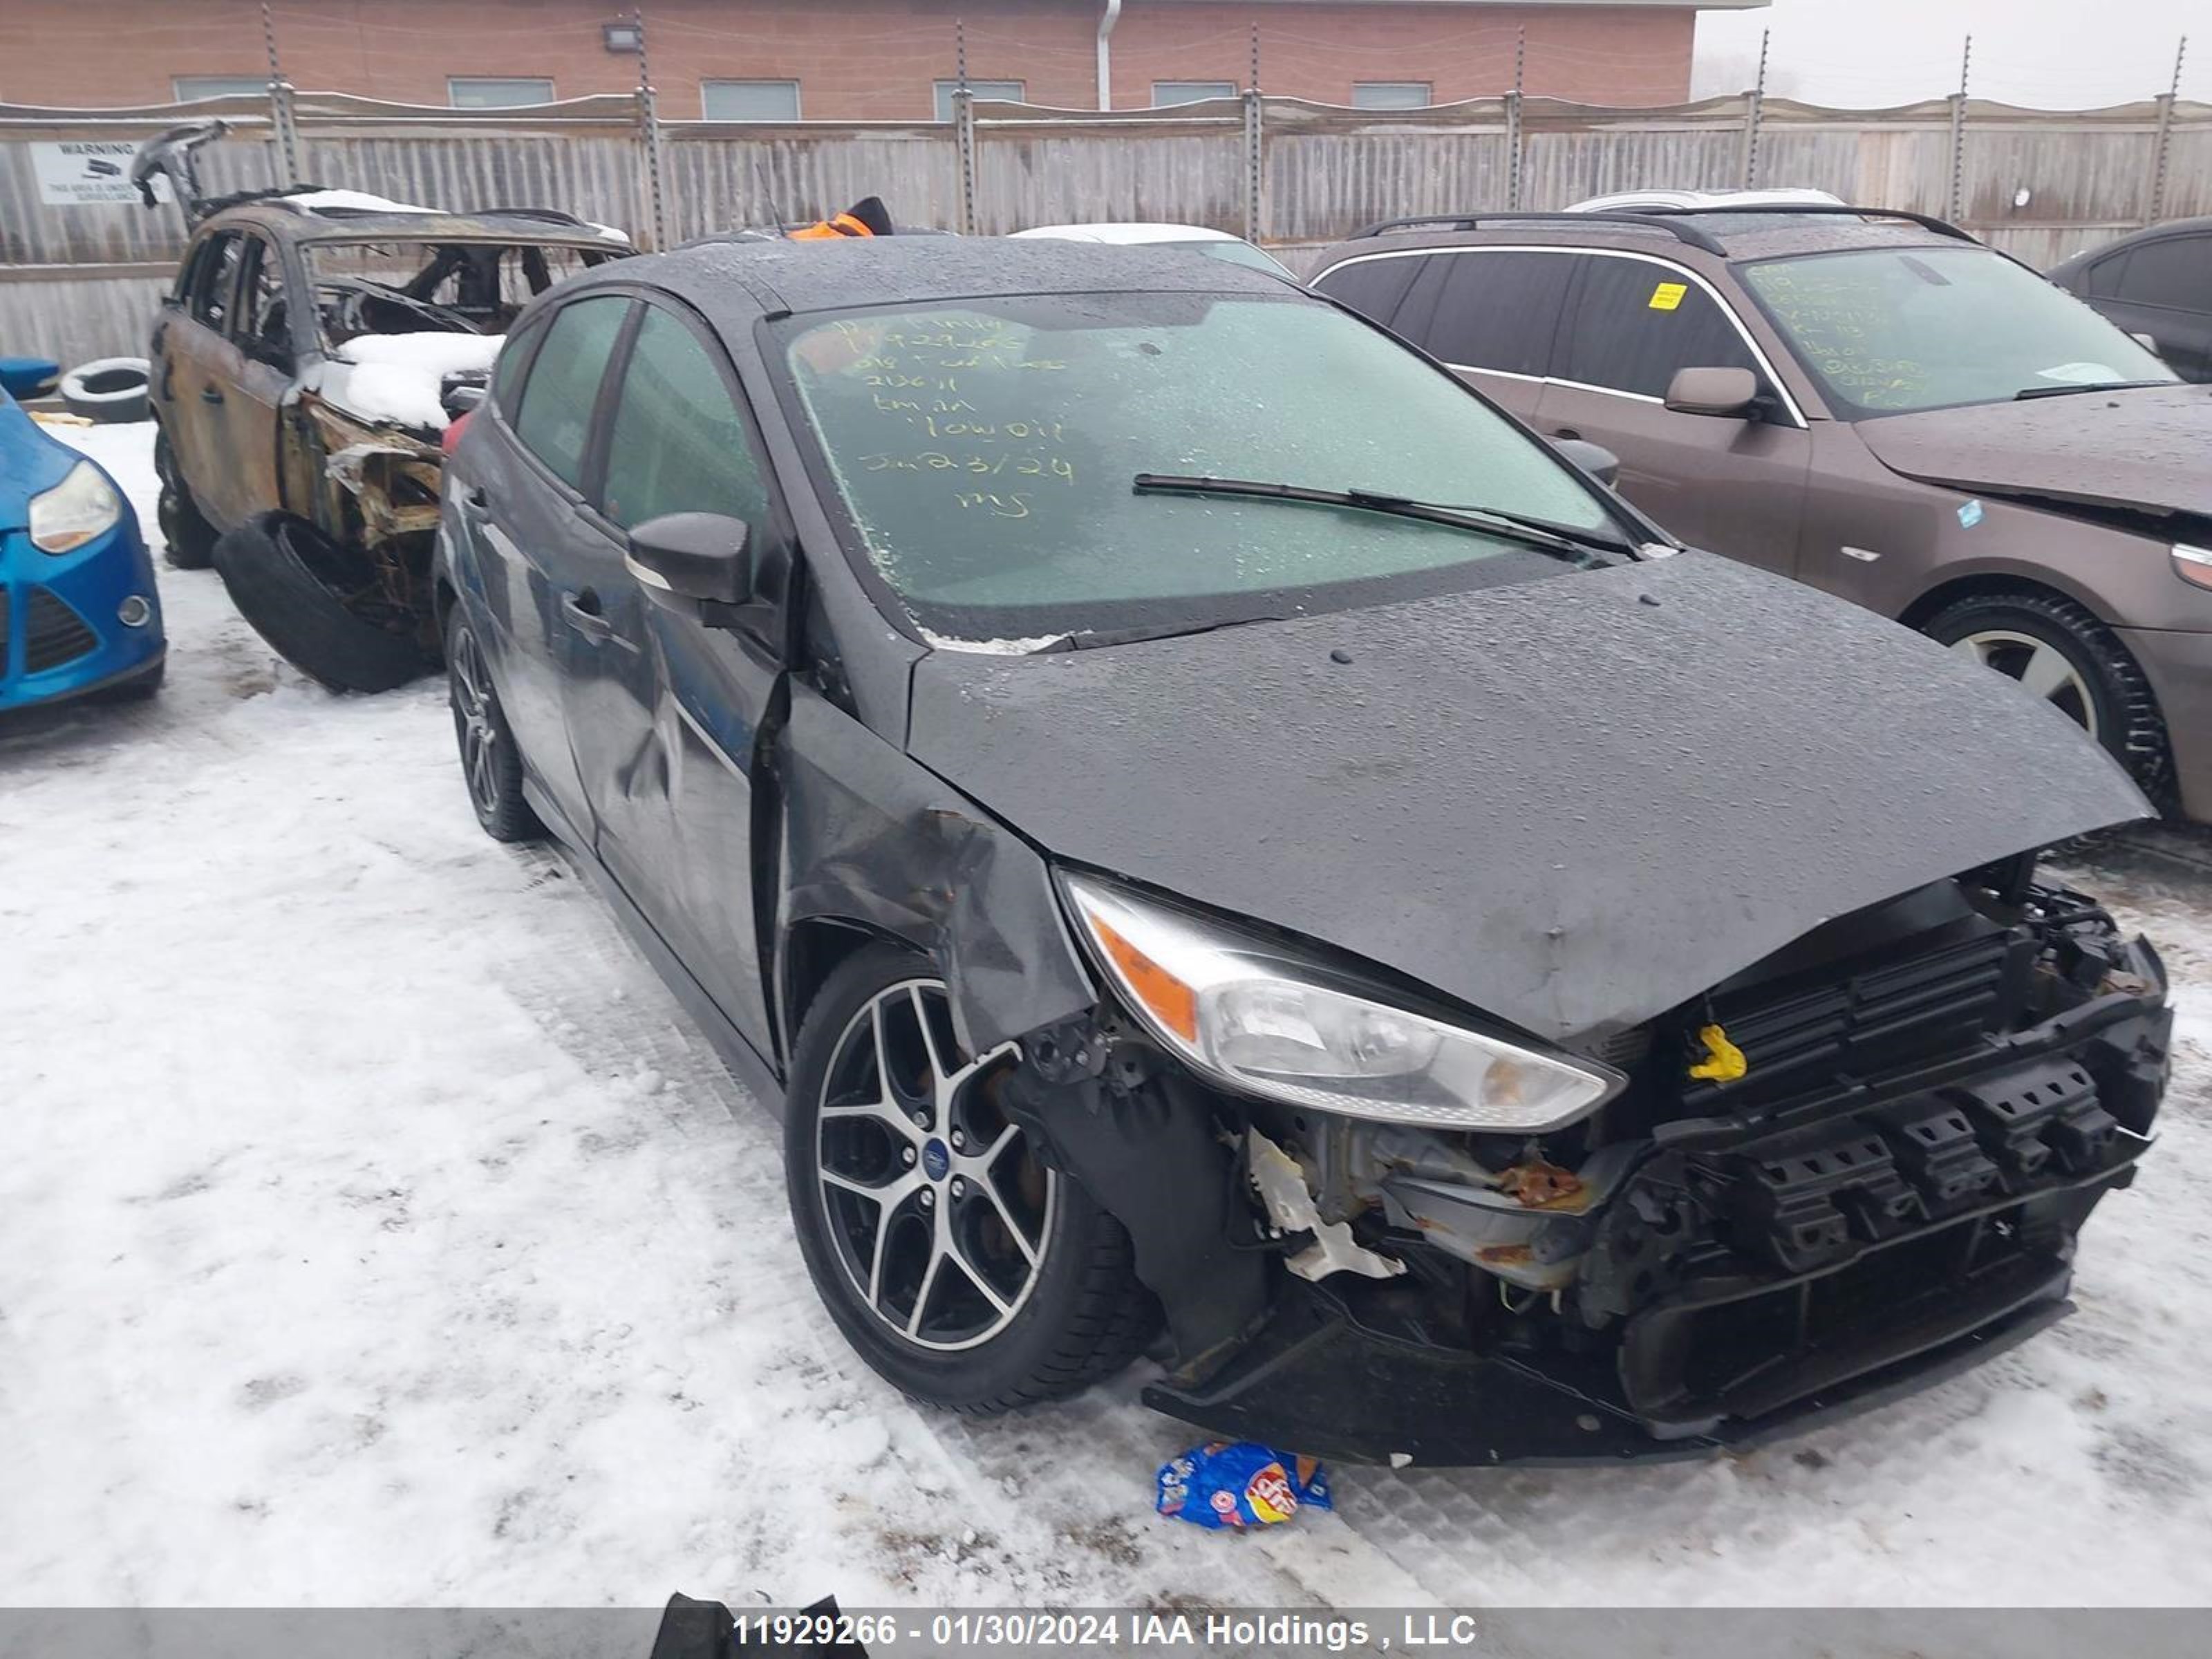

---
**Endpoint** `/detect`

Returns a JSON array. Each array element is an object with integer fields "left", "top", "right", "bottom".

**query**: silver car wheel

[
  {"left": 814, "top": 979, "right": 1054, "bottom": 1353},
  {"left": 449, "top": 626, "right": 502, "bottom": 816},
  {"left": 1950, "top": 628, "right": 2100, "bottom": 742}
]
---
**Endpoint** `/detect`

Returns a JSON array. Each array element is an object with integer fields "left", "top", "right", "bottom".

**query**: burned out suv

[
  {"left": 149, "top": 178, "right": 628, "bottom": 689},
  {"left": 1311, "top": 205, "right": 2212, "bottom": 818}
]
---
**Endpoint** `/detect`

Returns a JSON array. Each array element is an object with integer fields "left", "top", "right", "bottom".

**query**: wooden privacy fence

[{"left": 5, "top": 84, "right": 2209, "bottom": 364}]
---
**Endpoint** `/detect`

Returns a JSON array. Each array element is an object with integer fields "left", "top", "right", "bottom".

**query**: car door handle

[
  {"left": 200, "top": 386, "right": 225, "bottom": 405},
  {"left": 562, "top": 590, "right": 614, "bottom": 644},
  {"left": 1550, "top": 426, "right": 1581, "bottom": 441},
  {"left": 454, "top": 487, "right": 491, "bottom": 524}
]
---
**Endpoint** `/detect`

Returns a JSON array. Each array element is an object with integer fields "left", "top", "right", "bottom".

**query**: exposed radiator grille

[
  {"left": 1682, "top": 917, "right": 2024, "bottom": 1109},
  {"left": 22, "top": 587, "right": 96, "bottom": 674}
]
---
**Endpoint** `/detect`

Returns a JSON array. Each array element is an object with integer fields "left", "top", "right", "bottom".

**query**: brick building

[{"left": 1, "top": 1, "right": 1764, "bottom": 118}]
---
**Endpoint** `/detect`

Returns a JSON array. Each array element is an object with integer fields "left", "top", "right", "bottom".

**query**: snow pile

[
  {"left": 8, "top": 423, "right": 2212, "bottom": 1613},
  {"left": 287, "top": 189, "right": 442, "bottom": 216},
  {"left": 319, "top": 332, "right": 505, "bottom": 431}
]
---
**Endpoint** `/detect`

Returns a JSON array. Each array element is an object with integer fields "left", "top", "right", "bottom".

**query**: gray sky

[{"left": 1692, "top": 0, "right": 2196, "bottom": 107}]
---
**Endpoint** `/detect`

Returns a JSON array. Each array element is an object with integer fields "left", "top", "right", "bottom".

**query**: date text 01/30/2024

[{"left": 733, "top": 1611, "right": 1502, "bottom": 1650}]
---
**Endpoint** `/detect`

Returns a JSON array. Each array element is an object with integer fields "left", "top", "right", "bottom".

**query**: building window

[
  {"left": 702, "top": 79, "right": 801, "bottom": 121},
  {"left": 933, "top": 79, "right": 1024, "bottom": 121},
  {"left": 448, "top": 77, "right": 556, "bottom": 109},
  {"left": 1353, "top": 82, "right": 1432, "bottom": 109},
  {"left": 1153, "top": 81, "right": 1238, "bottom": 107},
  {"left": 174, "top": 75, "right": 265, "bottom": 102}
]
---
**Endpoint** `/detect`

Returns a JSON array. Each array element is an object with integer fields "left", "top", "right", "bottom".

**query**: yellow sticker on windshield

[{"left": 1649, "top": 281, "right": 1688, "bottom": 311}]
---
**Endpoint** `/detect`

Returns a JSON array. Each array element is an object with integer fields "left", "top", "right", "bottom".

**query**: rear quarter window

[
  {"left": 1416, "top": 249, "right": 1576, "bottom": 376},
  {"left": 510, "top": 294, "right": 630, "bottom": 489}
]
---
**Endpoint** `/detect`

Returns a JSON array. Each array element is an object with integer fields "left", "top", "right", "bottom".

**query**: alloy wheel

[
  {"left": 1949, "top": 628, "right": 2100, "bottom": 742},
  {"left": 449, "top": 626, "right": 503, "bottom": 818},
  {"left": 814, "top": 979, "right": 1054, "bottom": 1351}
]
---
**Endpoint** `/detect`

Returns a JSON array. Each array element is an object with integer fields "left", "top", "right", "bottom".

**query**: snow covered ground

[{"left": 6, "top": 421, "right": 2212, "bottom": 1612}]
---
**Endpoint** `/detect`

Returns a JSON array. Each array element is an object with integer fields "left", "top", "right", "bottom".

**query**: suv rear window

[
  {"left": 512, "top": 294, "right": 630, "bottom": 489},
  {"left": 1312, "top": 254, "right": 1423, "bottom": 327},
  {"left": 1555, "top": 258, "right": 1761, "bottom": 400}
]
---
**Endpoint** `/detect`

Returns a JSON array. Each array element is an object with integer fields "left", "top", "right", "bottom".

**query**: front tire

[
  {"left": 212, "top": 512, "right": 429, "bottom": 693},
  {"left": 783, "top": 945, "right": 1155, "bottom": 1414},
  {"left": 446, "top": 607, "right": 540, "bottom": 843},
  {"left": 1924, "top": 590, "right": 2173, "bottom": 804}
]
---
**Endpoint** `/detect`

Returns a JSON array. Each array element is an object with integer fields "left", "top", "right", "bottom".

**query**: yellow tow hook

[{"left": 1689, "top": 1022, "right": 1748, "bottom": 1084}]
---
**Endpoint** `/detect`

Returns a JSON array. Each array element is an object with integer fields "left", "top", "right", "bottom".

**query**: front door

[
  {"left": 1533, "top": 253, "right": 1812, "bottom": 572},
  {"left": 557, "top": 299, "right": 786, "bottom": 1056},
  {"left": 214, "top": 234, "right": 294, "bottom": 521}
]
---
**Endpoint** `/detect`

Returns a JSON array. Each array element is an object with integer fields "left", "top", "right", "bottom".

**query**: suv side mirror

[
  {"left": 1664, "top": 365, "right": 1759, "bottom": 419},
  {"left": 2130, "top": 331, "right": 2160, "bottom": 355},
  {"left": 1552, "top": 437, "right": 1620, "bottom": 488},
  {"left": 626, "top": 512, "right": 753, "bottom": 621}
]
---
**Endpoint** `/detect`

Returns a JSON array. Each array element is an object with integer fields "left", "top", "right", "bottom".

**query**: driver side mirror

[
  {"left": 626, "top": 512, "right": 753, "bottom": 623},
  {"left": 2130, "top": 331, "right": 2160, "bottom": 355},
  {"left": 1663, "top": 365, "right": 1760, "bottom": 419}
]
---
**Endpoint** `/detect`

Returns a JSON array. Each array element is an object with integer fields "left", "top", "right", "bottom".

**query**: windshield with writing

[
  {"left": 1741, "top": 245, "right": 2175, "bottom": 418},
  {"left": 780, "top": 293, "right": 1622, "bottom": 647}
]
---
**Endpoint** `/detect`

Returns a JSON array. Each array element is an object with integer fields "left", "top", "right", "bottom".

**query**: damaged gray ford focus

[{"left": 435, "top": 238, "right": 2168, "bottom": 1465}]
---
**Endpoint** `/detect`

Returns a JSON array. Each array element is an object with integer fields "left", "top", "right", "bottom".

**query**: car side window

[
  {"left": 236, "top": 237, "right": 291, "bottom": 362},
  {"left": 2083, "top": 250, "right": 2133, "bottom": 301},
  {"left": 191, "top": 232, "right": 245, "bottom": 330},
  {"left": 1417, "top": 250, "right": 1577, "bottom": 377},
  {"left": 1555, "top": 257, "right": 1763, "bottom": 400},
  {"left": 1311, "top": 254, "right": 1425, "bottom": 330},
  {"left": 2110, "top": 236, "right": 2209, "bottom": 314},
  {"left": 512, "top": 294, "right": 630, "bottom": 489},
  {"left": 599, "top": 305, "right": 771, "bottom": 532},
  {"left": 491, "top": 314, "right": 547, "bottom": 413}
]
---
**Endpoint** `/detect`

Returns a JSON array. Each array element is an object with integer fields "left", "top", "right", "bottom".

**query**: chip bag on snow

[{"left": 1156, "top": 1441, "right": 1331, "bottom": 1528}]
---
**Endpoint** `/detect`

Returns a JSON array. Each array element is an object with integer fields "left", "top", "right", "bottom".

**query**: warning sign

[{"left": 31, "top": 141, "right": 170, "bottom": 206}]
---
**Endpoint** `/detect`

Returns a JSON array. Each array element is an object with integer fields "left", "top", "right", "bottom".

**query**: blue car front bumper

[{"left": 1, "top": 518, "right": 166, "bottom": 712}]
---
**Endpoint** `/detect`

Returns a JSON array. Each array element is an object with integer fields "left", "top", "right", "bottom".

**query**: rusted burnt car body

[{"left": 148, "top": 185, "right": 628, "bottom": 685}]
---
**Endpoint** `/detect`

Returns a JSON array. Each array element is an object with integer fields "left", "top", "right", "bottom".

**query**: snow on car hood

[
  {"left": 1856, "top": 382, "right": 2212, "bottom": 518},
  {"left": 908, "top": 552, "right": 2148, "bottom": 1044},
  {"left": 316, "top": 332, "right": 504, "bottom": 431}
]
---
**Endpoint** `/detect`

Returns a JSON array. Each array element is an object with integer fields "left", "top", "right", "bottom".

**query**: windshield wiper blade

[
  {"left": 1132, "top": 473, "right": 1627, "bottom": 561},
  {"left": 2013, "top": 379, "right": 2170, "bottom": 400},
  {"left": 1038, "top": 613, "right": 1291, "bottom": 653}
]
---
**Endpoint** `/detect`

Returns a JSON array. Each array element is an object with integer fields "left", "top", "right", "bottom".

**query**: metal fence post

[
  {"left": 1946, "top": 34, "right": 1971, "bottom": 221},
  {"left": 955, "top": 88, "right": 978, "bottom": 235},
  {"left": 2149, "top": 35, "right": 2187, "bottom": 226},
  {"left": 1506, "top": 26, "right": 1526, "bottom": 209},
  {"left": 633, "top": 10, "right": 668, "bottom": 250},
  {"left": 269, "top": 79, "right": 302, "bottom": 189},
  {"left": 1741, "top": 27, "right": 1769, "bottom": 189},
  {"left": 1243, "top": 91, "right": 1264, "bottom": 242}
]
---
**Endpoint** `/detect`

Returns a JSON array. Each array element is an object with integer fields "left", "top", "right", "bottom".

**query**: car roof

[
  {"left": 1011, "top": 223, "right": 1242, "bottom": 245},
  {"left": 1315, "top": 209, "right": 1974, "bottom": 270},
  {"left": 568, "top": 235, "right": 1302, "bottom": 325}
]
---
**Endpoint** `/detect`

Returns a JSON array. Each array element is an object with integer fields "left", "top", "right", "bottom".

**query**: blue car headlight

[{"left": 29, "top": 460, "right": 123, "bottom": 554}]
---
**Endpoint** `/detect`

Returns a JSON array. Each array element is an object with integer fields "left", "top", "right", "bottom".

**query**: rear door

[
  {"left": 1533, "top": 252, "right": 1811, "bottom": 570},
  {"left": 456, "top": 291, "right": 635, "bottom": 837},
  {"left": 156, "top": 229, "right": 248, "bottom": 527},
  {"left": 2082, "top": 234, "right": 2212, "bottom": 382},
  {"left": 555, "top": 297, "right": 787, "bottom": 1054}
]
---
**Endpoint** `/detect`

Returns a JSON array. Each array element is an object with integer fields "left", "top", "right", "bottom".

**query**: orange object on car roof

[{"left": 788, "top": 196, "right": 894, "bottom": 240}]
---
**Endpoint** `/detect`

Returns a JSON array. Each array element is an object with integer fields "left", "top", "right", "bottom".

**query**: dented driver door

[{"left": 557, "top": 300, "right": 785, "bottom": 1056}]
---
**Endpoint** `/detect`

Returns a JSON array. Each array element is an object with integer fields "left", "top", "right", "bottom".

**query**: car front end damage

[{"left": 994, "top": 860, "right": 2167, "bottom": 1466}]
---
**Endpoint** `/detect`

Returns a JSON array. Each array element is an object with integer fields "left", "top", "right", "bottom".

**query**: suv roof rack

[
  {"left": 1349, "top": 203, "right": 1979, "bottom": 256},
  {"left": 1617, "top": 202, "right": 1980, "bottom": 245},
  {"left": 1350, "top": 212, "right": 1729, "bottom": 254}
]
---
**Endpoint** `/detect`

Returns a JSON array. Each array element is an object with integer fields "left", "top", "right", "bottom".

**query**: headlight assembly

[
  {"left": 28, "top": 460, "right": 124, "bottom": 554},
  {"left": 1058, "top": 872, "right": 1621, "bottom": 1132}
]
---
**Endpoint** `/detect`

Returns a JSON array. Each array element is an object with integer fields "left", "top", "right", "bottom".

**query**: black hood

[{"left": 906, "top": 554, "right": 2147, "bottom": 1045}]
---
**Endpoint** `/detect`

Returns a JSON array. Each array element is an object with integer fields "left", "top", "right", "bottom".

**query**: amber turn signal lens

[
  {"left": 1087, "top": 912, "right": 1200, "bottom": 1043},
  {"left": 2173, "top": 545, "right": 2212, "bottom": 590}
]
